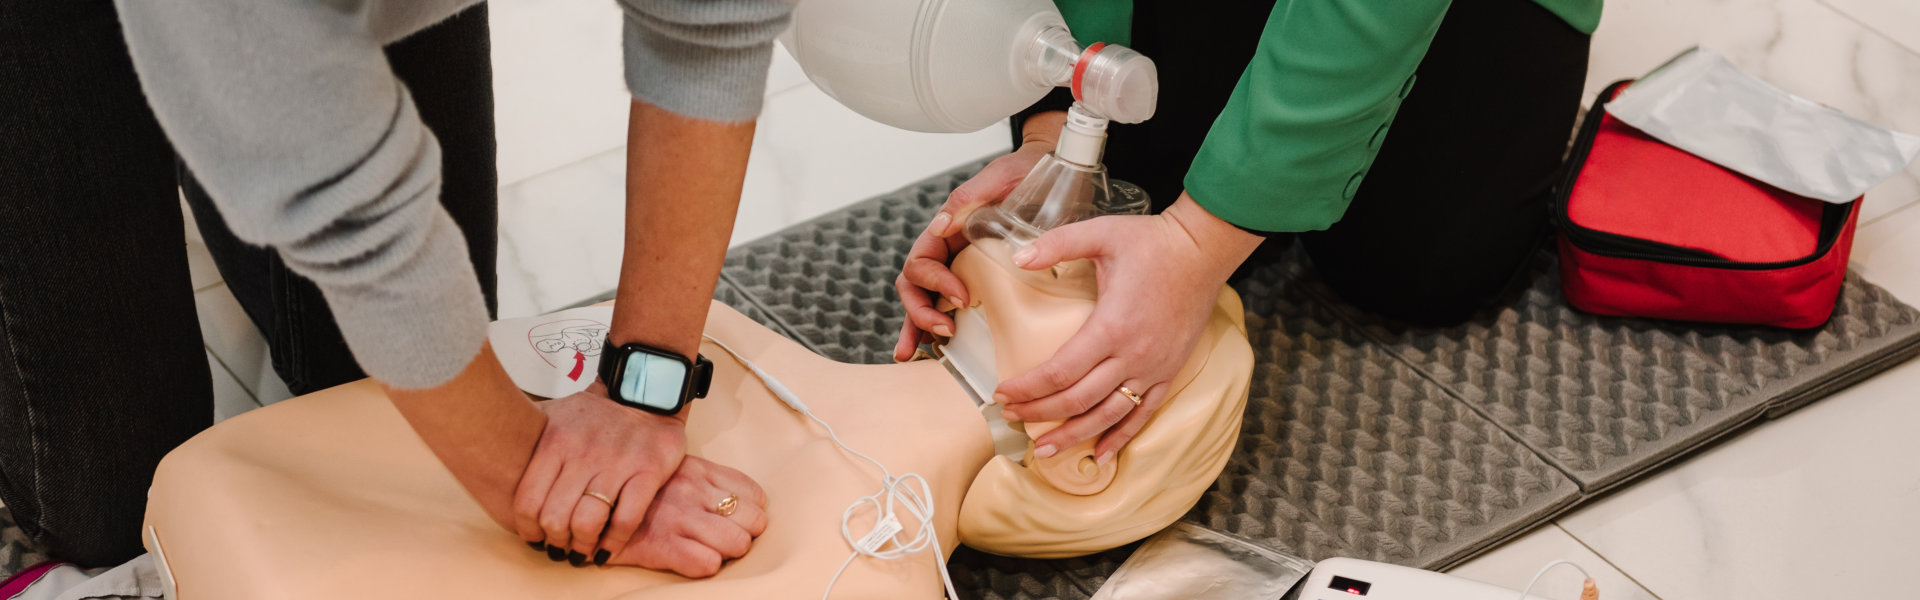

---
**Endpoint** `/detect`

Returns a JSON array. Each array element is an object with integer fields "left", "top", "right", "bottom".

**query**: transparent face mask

[
  {"left": 964, "top": 104, "right": 1151, "bottom": 288},
  {"left": 965, "top": 156, "right": 1109, "bottom": 248},
  {"left": 963, "top": 157, "right": 1146, "bottom": 290}
]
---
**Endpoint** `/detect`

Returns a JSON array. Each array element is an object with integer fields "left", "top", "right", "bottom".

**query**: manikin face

[{"left": 944, "top": 234, "right": 1256, "bottom": 559}]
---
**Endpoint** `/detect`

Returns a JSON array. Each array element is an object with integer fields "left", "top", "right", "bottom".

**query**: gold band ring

[
  {"left": 583, "top": 491, "right": 616, "bottom": 507},
  {"left": 714, "top": 493, "right": 739, "bottom": 517},
  {"left": 1116, "top": 386, "right": 1143, "bottom": 406}
]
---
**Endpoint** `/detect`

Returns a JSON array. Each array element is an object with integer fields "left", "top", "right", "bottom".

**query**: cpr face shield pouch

[
  {"left": 1088, "top": 522, "right": 1315, "bottom": 600},
  {"left": 1554, "top": 79, "right": 1868, "bottom": 329},
  {"left": 1606, "top": 48, "right": 1920, "bottom": 204}
]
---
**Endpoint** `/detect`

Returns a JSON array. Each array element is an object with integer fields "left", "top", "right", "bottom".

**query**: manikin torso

[{"left": 141, "top": 242, "right": 1252, "bottom": 599}]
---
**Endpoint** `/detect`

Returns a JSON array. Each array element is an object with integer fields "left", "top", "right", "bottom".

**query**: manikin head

[{"left": 937, "top": 203, "right": 1255, "bottom": 558}]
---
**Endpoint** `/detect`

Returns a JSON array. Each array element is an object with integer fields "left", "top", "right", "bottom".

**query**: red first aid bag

[{"left": 1554, "top": 80, "right": 1862, "bottom": 329}]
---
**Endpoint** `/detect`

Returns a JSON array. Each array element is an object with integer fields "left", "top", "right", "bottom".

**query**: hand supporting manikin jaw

[
  {"left": 944, "top": 238, "right": 1254, "bottom": 558},
  {"left": 138, "top": 224, "right": 1251, "bottom": 597}
]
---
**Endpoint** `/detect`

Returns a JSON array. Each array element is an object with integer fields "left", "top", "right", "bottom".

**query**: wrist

[
  {"left": 584, "top": 377, "right": 693, "bottom": 423},
  {"left": 1162, "top": 192, "right": 1263, "bottom": 279}
]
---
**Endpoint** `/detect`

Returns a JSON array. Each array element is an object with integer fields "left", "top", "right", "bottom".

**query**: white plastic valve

[{"left": 1056, "top": 105, "right": 1109, "bottom": 167}]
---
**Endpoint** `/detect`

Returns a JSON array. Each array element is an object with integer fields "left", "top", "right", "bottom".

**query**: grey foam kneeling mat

[
  {"left": 1198, "top": 262, "right": 1578, "bottom": 566},
  {"left": 673, "top": 157, "right": 1920, "bottom": 598},
  {"left": 1291, "top": 253, "right": 1920, "bottom": 492}
]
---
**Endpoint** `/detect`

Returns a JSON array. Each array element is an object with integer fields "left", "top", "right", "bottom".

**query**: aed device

[{"left": 1290, "top": 558, "right": 1553, "bottom": 600}]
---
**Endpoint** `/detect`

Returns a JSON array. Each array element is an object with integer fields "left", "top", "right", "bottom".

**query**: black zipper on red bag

[{"left": 1552, "top": 80, "right": 1851, "bottom": 271}]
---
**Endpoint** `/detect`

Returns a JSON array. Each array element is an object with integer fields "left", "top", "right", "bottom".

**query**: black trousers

[
  {"left": 0, "top": 1, "right": 498, "bottom": 566},
  {"left": 1017, "top": 0, "right": 1591, "bottom": 326}
]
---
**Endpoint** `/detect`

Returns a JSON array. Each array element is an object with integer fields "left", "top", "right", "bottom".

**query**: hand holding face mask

[{"left": 988, "top": 194, "right": 1262, "bottom": 462}]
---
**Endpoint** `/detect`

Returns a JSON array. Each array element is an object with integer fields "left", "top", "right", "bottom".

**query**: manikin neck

[{"left": 935, "top": 308, "right": 1033, "bottom": 463}]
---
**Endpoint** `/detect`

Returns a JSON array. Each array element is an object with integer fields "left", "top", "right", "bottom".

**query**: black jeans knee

[{"left": 1299, "top": 0, "right": 1590, "bottom": 327}]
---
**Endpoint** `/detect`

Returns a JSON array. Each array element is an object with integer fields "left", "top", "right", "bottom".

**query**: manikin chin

[{"left": 141, "top": 239, "right": 1253, "bottom": 599}]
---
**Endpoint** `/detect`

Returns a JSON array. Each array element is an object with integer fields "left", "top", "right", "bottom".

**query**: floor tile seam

[
  {"left": 714, "top": 272, "right": 826, "bottom": 357},
  {"left": 1813, "top": 0, "right": 1920, "bottom": 60},
  {"left": 1420, "top": 488, "right": 1586, "bottom": 571},
  {"left": 1551, "top": 522, "right": 1670, "bottom": 600},
  {"left": 1287, "top": 281, "right": 1591, "bottom": 492},
  {"left": 1759, "top": 333, "right": 1920, "bottom": 418},
  {"left": 498, "top": 143, "right": 626, "bottom": 191},
  {"left": 204, "top": 344, "right": 263, "bottom": 408},
  {"left": 1861, "top": 191, "right": 1920, "bottom": 229}
]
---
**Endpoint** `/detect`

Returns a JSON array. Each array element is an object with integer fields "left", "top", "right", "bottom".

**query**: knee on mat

[
  {"left": 1345, "top": 287, "right": 1489, "bottom": 327},
  {"left": 1316, "top": 261, "right": 1516, "bottom": 328}
]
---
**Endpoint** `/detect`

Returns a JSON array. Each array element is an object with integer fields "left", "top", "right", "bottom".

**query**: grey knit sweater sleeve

[
  {"left": 619, "top": 0, "right": 793, "bottom": 122},
  {"left": 113, "top": 0, "right": 789, "bottom": 389}
]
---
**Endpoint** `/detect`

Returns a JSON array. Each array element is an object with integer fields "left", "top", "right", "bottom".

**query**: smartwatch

[{"left": 597, "top": 336, "right": 713, "bottom": 415}]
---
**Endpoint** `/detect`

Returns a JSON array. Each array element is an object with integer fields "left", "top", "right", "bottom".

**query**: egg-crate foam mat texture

[{"left": 589, "top": 158, "right": 1920, "bottom": 599}]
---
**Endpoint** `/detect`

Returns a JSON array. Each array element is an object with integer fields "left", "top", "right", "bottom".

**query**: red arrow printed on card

[{"left": 568, "top": 351, "right": 587, "bottom": 381}]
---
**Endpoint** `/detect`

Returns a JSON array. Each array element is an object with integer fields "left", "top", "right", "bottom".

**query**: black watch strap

[
  {"left": 596, "top": 338, "right": 620, "bottom": 389},
  {"left": 596, "top": 336, "right": 713, "bottom": 402},
  {"left": 689, "top": 354, "right": 714, "bottom": 399}
]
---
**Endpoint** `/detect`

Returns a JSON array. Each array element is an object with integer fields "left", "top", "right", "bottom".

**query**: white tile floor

[{"left": 176, "top": 0, "right": 1920, "bottom": 597}]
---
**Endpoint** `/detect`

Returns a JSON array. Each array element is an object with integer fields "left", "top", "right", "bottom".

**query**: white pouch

[
  {"left": 1089, "top": 522, "right": 1314, "bottom": 599},
  {"left": 1608, "top": 47, "right": 1920, "bottom": 203}
]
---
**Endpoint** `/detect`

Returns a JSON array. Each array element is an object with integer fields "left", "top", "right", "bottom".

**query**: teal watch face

[{"left": 619, "top": 351, "right": 689, "bottom": 412}]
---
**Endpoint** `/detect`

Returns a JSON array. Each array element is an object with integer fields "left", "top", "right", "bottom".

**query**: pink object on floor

[{"left": 0, "top": 560, "right": 68, "bottom": 597}]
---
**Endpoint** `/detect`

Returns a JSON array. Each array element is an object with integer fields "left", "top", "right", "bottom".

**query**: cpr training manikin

[
  {"left": 141, "top": 235, "right": 1254, "bottom": 600},
  {"left": 139, "top": 158, "right": 1258, "bottom": 600},
  {"left": 139, "top": 24, "right": 1241, "bottom": 592}
]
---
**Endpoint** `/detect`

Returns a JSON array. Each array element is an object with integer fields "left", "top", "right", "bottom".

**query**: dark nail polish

[
  {"left": 568, "top": 551, "right": 588, "bottom": 567},
  {"left": 527, "top": 540, "right": 547, "bottom": 553},
  {"left": 547, "top": 546, "right": 567, "bottom": 562},
  {"left": 593, "top": 549, "right": 610, "bottom": 566}
]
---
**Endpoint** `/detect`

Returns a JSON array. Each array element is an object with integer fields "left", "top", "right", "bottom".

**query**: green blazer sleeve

[{"left": 1183, "top": 0, "right": 1454, "bottom": 233}]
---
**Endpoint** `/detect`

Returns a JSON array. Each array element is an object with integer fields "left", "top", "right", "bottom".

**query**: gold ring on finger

[
  {"left": 1116, "top": 386, "right": 1143, "bottom": 406},
  {"left": 714, "top": 492, "right": 739, "bottom": 517},
  {"left": 583, "top": 491, "right": 616, "bottom": 507}
]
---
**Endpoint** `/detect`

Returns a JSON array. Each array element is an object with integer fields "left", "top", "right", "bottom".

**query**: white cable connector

[
  {"left": 701, "top": 335, "right": 961, "bottom": 600},
  {"left": 1517, "top": 559, "right": 1597, "bottom": 600}
]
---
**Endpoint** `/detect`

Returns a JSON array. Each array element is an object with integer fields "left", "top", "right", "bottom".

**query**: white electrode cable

[
  {"left": 1517, "top": 559, "right": 1597, "bottom": 600},
  {"left": 701, "top": 335, "right": 962, "bottom": 600}
]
